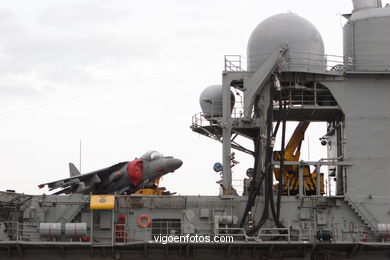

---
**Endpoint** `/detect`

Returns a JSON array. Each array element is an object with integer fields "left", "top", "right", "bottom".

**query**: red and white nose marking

[{"left": 126, "top": 159, "right": 143, "bottom": 185}]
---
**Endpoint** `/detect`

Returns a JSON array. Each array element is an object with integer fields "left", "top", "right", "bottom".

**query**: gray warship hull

[{"left": 0, "top": 192, "right": 389, "bottom": 259}]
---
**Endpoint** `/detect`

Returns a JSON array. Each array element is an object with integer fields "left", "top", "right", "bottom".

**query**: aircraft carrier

[{"left": 1, "top": 0, "right": 390, "bottom": 259}]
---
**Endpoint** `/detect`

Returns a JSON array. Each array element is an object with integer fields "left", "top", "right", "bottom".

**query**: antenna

[{"left": 79, "top": 140, "right": 82, "bottom": 173}]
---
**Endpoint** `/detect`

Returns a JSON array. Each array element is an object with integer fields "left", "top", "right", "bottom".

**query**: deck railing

[{"left": 225, "top": 52, "right": 390, "bottom": 72}]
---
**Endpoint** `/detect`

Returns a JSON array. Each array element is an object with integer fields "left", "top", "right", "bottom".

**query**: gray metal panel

[
  {"left": 344, "top": 8, "right": 390, "bottom": 71},
  {"left": 118, "top": 196, "right": 186, "bottom": 209},
  {"left": 99, "top": 211, "right": 111, "bottom": 229},
  {"left": 352, "top": 0, "right": 382, "bottom": 11},
  {"left": 325, "top": 76, "right": 390, "bottom": 224},
  {"left": 199, "top": 208, "right": 210, "bottom": 219},
  {"left": 350, "top": 6, "right": 389, "bottom": 20},
  {"left": 143, "top": 196, "right": 186, "bottom": 209},
  {"left": 118, "top": 196, "right": 144, "bottom": 208}
]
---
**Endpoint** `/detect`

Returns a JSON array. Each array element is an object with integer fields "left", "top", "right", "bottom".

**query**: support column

[
  {"left": 222, "top": 73, "right": 232, "bottom": 195},
  {"left": 316, "top": 163, "right": 321, "bottom": 196},
  {"left": 299, "top": 166, "right": 304, "bottom": 197}
]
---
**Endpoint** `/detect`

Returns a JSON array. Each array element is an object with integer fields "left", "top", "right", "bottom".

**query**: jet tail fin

[{"left": 69, "top": 163, "right": 81, "bottom": 177}]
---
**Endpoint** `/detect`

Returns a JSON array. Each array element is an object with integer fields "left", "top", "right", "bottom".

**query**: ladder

[
  {"left": 344, "top": 196, "right": 379, "bottom": 233},
  {"left": 56, "top": 197, "right": 89, "bottom": 224}
]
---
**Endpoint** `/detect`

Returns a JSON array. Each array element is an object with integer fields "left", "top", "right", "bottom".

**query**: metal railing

[
  {"left": 0, "top": 221, "right": 39, "bottom": 242},
  {"left": 257, "top": 227, "right": 302, "bottom": 242},
  {"left": 272, "top": 158, "right": 352, "bottom": 197},
  {"left": 191, "top": 101, "right": 245, "bottom": 129},
  {"left": 1, "top": 218, "right": 388, "bottom": 245},
  {"left": 0, "top": 219, "right": 305, "bottom": 244},
  {"left": 226, "top": 52, "right": 390, "bottom": 73},
  {"left": 246, "top": 52, "right": 344, "bottom": 72},
  {"left": 345, "top": 53, "right": 390, "bottom": 71},
  {"left": 274, "top": 90, "right": 338, "bottom": 109},
  {"left": 224, "top": 55, "right": 243, "bottom": 71},
  {"left": 214, "top": 227, "right": 249, "bottom": 241}
]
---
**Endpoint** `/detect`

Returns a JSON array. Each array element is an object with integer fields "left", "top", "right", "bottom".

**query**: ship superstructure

[{"left": 1, "top": 0, "right": 390, "bottom": 259}]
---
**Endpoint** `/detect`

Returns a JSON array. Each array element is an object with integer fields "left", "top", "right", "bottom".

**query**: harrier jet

[{"left": 38, "top": 151, "right": 183, "bottom": 195}]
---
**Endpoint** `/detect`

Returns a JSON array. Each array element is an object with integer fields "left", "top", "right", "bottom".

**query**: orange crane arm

[{"left": 284, "top": 121, "right": 310, "bottom": 160}]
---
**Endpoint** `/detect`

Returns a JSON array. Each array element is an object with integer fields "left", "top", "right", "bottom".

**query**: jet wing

[{"left": 38, "top": 162, "right": 128, "bottom": 193}]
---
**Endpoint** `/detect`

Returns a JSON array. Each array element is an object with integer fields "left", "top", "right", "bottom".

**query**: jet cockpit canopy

[{"left": 140, "top": 151, "right": 164, "bottom": 161}]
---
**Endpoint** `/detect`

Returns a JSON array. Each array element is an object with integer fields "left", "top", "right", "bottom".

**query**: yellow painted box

[{"left": 90, "top": 195, "right": 115, "bottom": 210}]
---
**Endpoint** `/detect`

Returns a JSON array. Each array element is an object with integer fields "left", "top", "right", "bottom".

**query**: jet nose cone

[{"left": 168, "top": 158, "right": 183, "bottom": 171}]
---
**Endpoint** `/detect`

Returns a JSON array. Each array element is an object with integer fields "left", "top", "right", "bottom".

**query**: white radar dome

[
  {"left": 199, "top": 85, "right": 235, "bottom": 119},
  {"left": 247, "top": 13, "right": 325, "bottom": 72}
]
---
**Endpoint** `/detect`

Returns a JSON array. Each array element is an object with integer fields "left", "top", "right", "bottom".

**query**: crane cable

[
  {"left": 266, "top": 81, "right": 285, "bottom": 230},
  {"left": 276, "top": 90, "right": 286, "bottom": 219}
]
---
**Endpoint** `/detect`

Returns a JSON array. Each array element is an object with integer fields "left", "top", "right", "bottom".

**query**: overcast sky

[{"left": 0, "top": 0, "right": 364, "bottom": 195}]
